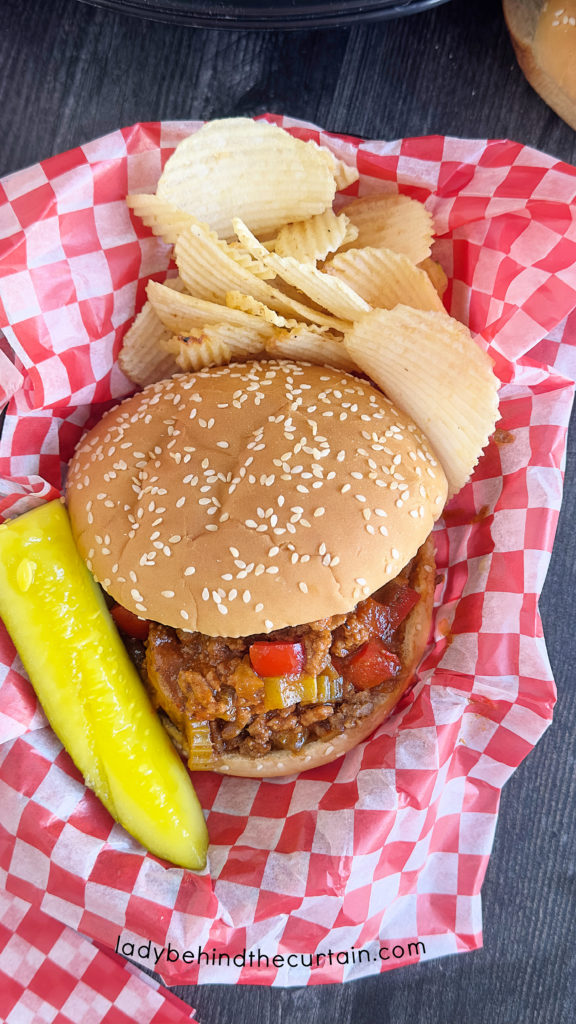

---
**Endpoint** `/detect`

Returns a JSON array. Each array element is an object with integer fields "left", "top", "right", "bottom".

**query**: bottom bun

[{"left": 162, "top": 536, "right": 437, "bottom": 778}]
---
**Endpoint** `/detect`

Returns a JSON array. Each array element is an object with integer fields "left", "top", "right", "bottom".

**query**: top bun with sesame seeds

[{"left": 66, "top": 360, "right": 447, "bottom": 638}]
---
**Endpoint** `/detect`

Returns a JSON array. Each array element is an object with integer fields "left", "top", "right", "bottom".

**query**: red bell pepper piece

[
  {"left": 110, "top": 603, "right": 150, "bottom": 641},
  {"left": 249, "top": 640, "right": 305, "bottom": 678},
  {"left": 335, "top": 639, "right": 401, "bottom": 690},
  {"left": 367, "top": 585, "right": 420, "bottom": 646},
  {"left": 382, "top": 584, "right": 420, "bottom": 632}
]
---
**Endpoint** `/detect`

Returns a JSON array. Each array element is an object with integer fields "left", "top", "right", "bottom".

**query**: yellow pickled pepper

[{"left": 0, "top": 500, "right": 208, "bottom": 871}]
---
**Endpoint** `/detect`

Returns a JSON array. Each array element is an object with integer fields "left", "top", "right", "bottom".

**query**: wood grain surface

[{"left": 1, "top": 0, "right": 575, "bottom": 1021}]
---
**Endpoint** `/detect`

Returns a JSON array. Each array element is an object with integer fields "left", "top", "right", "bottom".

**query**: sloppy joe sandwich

[{"left": 66, "top": 359, "right": 448, "bottom": 777}]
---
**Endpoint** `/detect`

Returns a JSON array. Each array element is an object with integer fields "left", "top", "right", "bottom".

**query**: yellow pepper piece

[
  {"left": 0, "top": 500, "right": 208, "bottom": 871},
  {"left": 263, "top": 674, "right": 317, "bottom": 711},
  {"left": 315, "top": 666, "right": 344, "bottom": 702}
]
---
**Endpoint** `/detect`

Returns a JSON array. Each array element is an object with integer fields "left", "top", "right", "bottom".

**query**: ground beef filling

[{"left": 136, "top": 560, "right": 418, "bottom": 762}]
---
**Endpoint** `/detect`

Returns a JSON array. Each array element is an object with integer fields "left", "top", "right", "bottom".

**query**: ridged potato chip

[
  {"left": 344, "top": 305, "right": 500, "bottom": 496},
  {"left": 126, "top": 194, "right": 193, "bottom": 245},
  {"left": 330, "top": 155, "right": 359, "bottom": 191},
  {"left": 266, "top": 326, "right": 356, "bottom": 372},
  {"left": 324, "top": 246, "right": 445, "bottom": 312},
  {"left": 225, "top": 292, "right": 300, "bottom": 329},
  {"left": 174, "top": 218, "right": 343, "bottom": 327},
  {"left": 201, "top": 321, "right": 269, "bottom": 359},
  {"left": 174, "top": 218, "right": 281, "bottom": 306},
  {"left": 167, "top": 321, "right": 268, "bottom": 373},
  {"left": 147, "top": 280, "right": 278, "bottom": 339},
  {"left": 164, "top": 332, "right": 232, "bottom": 372},
  {"left": 233, "top": 219, "right": 369, "bottom": 322},
  {"left": 419, "top": 257, "right": 449, "bottom": 298},
  {"left": 226, "top": 242, "right": 275, "bottom": 279},
  {"left": 271, "top": 210, "right": 356, "bottom": 263},
  {"left": 157, "top": 118, "right": 346, "bottom": 239},
  {"left": 118, "top": 278, "right": 185, "bottom": 385},
  {"left": 339, "top": 194, "right": 434, "bottom": 264}
]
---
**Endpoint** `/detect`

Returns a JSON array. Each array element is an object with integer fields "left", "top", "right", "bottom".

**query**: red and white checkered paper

[
  {"left": 0, "top": 875, "right": 197, "bottom": 1022},
  {"left": 1, "top": 118, "right": 576, "bottom": 995}
]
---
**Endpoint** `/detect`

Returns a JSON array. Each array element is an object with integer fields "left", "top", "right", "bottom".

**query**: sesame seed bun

[
  {"left": 66, "top": 360, "right": 447, "bottom": 636},
  {"left": 162, "top": 535, "right": 437, "bottom": 778}
]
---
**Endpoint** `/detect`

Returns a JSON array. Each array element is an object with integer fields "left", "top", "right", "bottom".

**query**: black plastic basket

[{"left": 76, "top": 0, "right": 453, "bottom": 30}]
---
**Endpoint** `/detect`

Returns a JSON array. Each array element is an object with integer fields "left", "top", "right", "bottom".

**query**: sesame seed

[
  {"left": 299, "top": 582, "right": 308, "bottom": 593},
  {"left": 161, "top": 590, "right": 175, "bottom": 598},
  {"left": 185, "top": 566, "right": 196, "bottom": 575}
]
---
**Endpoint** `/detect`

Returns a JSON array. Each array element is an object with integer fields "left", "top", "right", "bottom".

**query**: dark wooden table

[{"left": 2, "top": 0, "right": 575, "bottom": 1020}]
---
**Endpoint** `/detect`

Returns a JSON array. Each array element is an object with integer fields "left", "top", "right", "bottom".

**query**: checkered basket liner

[
  {"left": 0, "top": 873, "right": 197, "bottom": 1021},
  {"left": 0, "top": 118, "right": 575, "bottom": 994}
]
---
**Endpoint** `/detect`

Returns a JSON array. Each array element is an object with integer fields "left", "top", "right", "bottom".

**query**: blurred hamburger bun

[{"left": 504, "top": 0, "right": 576, "bottom": 130}]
